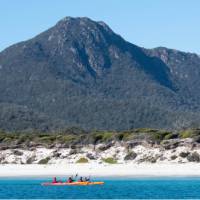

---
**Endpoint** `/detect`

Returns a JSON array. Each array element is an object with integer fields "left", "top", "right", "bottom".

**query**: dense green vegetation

[
  {"left": 102, "top": 157, "right": 117, "bottom": 164},
  {"left": 38, "top": 157, "right": 50, "bottom": 164},
  {"left": 76, "top": 157, "right": 89, "bottom": 163},
  {"left": 1, "top": 18, "right": 200, "bottom": 132},
  {"left": 0, "top": 128, "right": 199, "bottom": 148}
]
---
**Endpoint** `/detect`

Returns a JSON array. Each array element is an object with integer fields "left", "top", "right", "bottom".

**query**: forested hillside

[{"left": 0, "top": 17, "right": 200, "bottom": 131}]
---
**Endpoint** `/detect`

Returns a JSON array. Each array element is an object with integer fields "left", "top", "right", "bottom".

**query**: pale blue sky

[{"left": 1, "top": 0, "right": 200, "bottom": 54}]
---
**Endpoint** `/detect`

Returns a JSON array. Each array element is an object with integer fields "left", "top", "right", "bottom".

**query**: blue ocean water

[{"left": 0, "top": 177, "right": 200, "bottom": 199}]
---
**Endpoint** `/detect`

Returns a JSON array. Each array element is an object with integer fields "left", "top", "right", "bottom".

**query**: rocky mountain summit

[{"left": 0, "top": 17, "right": 200, "bottom": 131}]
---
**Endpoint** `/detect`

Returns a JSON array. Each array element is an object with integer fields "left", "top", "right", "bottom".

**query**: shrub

[
  {"left": 180, "top": 130, "right": 194, "bottom": 138},
  {"left": 164, "top": 133, "right": 178, "bottom": 140},
  {"left": 150, "top": 131, "right": 172, "bottom": 141},
  {"left": 38, "top": 136, "right": 56, "bottom": 143},
  {"left": 102, "top": 157, "right": 117, "bottom": 164},
  {"left": 76, "top": 157, "right": 88, "bottom": 163},
  {"left": 102, "top": 132, "right": 114, "bottom": 141},
  {"left": 134, "top": 129, "right": 172, "bottom": 142},
  {"left": 60, "top": 135, "right": 77, "bottom": 143},
  {"left": 38, "top": 157, "right": 51, "bottom": 164},
  {"left": 117, "top": 133, "right": 124, "bottom": 141},
  {"left": 92, "top": 134, "right": 103, "bottom": 144},
  {"left": 179, "top": 129, "right": 200, "bottom": 139},
  {"left": 17, "top": 134, "right": 31, "bottom": 144},
  {"left": 135, "top": 128, "right": 157, "bottom": 133},
  {"left": 90, "top": 132, "right": 115, "bottom": 144},
  {"left": 117, "top": 132, "right": 132, "bottom": 141}
]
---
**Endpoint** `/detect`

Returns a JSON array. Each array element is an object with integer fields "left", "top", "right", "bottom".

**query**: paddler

[
  {"left": 78, "top": 176, "right": 83, "bottom": 182},
  {"left": 67, "top": 176, "right": 74, "bottom": 183},
  {"left": 52, "top": 177, "right": 57, "bottom": 183},
  {"left": 84, "top": 177, "right": 90, "bottom": 182}
]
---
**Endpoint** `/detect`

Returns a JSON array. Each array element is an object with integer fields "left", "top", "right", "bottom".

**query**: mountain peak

[
  {"left": 60, "top": 16, "right": 92, "bottom": 22},
  {"left": 54, "top": 16, "right": 113, "bottom": 38},
  {"left": 57, "top": 16, "right": 93, "bottom": 26},
  {"left": 46, "top": 17, "right": 113, "bottom": 44},
  {"left": 1, "top": 16, "right": 200, "bottom": 131}
]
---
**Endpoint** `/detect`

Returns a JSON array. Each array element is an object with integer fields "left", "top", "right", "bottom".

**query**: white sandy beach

[
  {"left": 0, "top": 163, "right": 200, "bottom": 177},
  {"left": 1, "top": 139, "right": 200, "bottom": 177}
]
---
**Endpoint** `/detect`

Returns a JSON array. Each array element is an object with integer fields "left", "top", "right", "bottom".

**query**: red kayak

[{"left": 42, "top": 181, "right": 104, "bottom": 186}]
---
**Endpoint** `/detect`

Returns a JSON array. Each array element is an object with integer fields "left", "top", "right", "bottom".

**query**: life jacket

[{"left": 52, "top": 177, "right": 57, "bottom": 183}]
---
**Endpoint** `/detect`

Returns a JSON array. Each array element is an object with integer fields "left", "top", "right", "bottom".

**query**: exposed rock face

[
  {"left": 124, "top": 151, "right": 137, "bottom": 160},
  {"left": 98, "top": 143, "right": 113, "bottom": 151},
  {"left": 86, "top": 153, "right": 96, "bottom": 160},
  {"left": 26, "top": 156, "right": 36, "bottom": 164},
  {"left": 170, "top": 155, "right": 177, "bottom": 160},
  {"left": 13, "top": 150, "right": 23, "bottom": 156},
  {"left": 179, "top": 152, "right": 189, "bottom": 158},
  {"left": 162, "top": 140, "right": 180, "bottom": 150},
  {"left": 1, "top": 17, "right": 200, "bottom": 131},
  {"left": 1, "top": 138, "right": 200, "bottom": 164},
  {"left": 187, "top": 152, "right": 200, "bottom": 162},
  {"left": 53, "top": 151, "right": 61, "bottom": 158}
]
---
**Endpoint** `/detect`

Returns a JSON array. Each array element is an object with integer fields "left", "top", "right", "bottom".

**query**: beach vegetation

[
  {"left": 164, "top": 132, "right": 178, "bottom": 140},
  {"left": 76, "top": 157, "right": 89, "bottom": 163},
  {"left": 102, "top": 157, "right": 117, "bottom": 164},
  {"left": 38, "top": 157, "right": 51, "bottom": 164},
  {"left": 0, "top": 128, "right": 200, "bottom": 148},
  {"left": 179, "top": 129, "right": 200, "bottom": 138}
]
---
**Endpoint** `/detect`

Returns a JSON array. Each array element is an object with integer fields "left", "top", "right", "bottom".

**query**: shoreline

[{"left": 1, "top": 163, "right": 200, "bottom": 178}]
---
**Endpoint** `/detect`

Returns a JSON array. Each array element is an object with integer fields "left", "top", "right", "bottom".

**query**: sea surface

[{"left": 0, "top": 177, "right": 200, "bottom": 199}]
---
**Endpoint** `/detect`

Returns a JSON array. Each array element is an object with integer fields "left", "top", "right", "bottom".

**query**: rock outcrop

[{"left": 1, "top": 138, "right": 200, "bottom": 164}]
